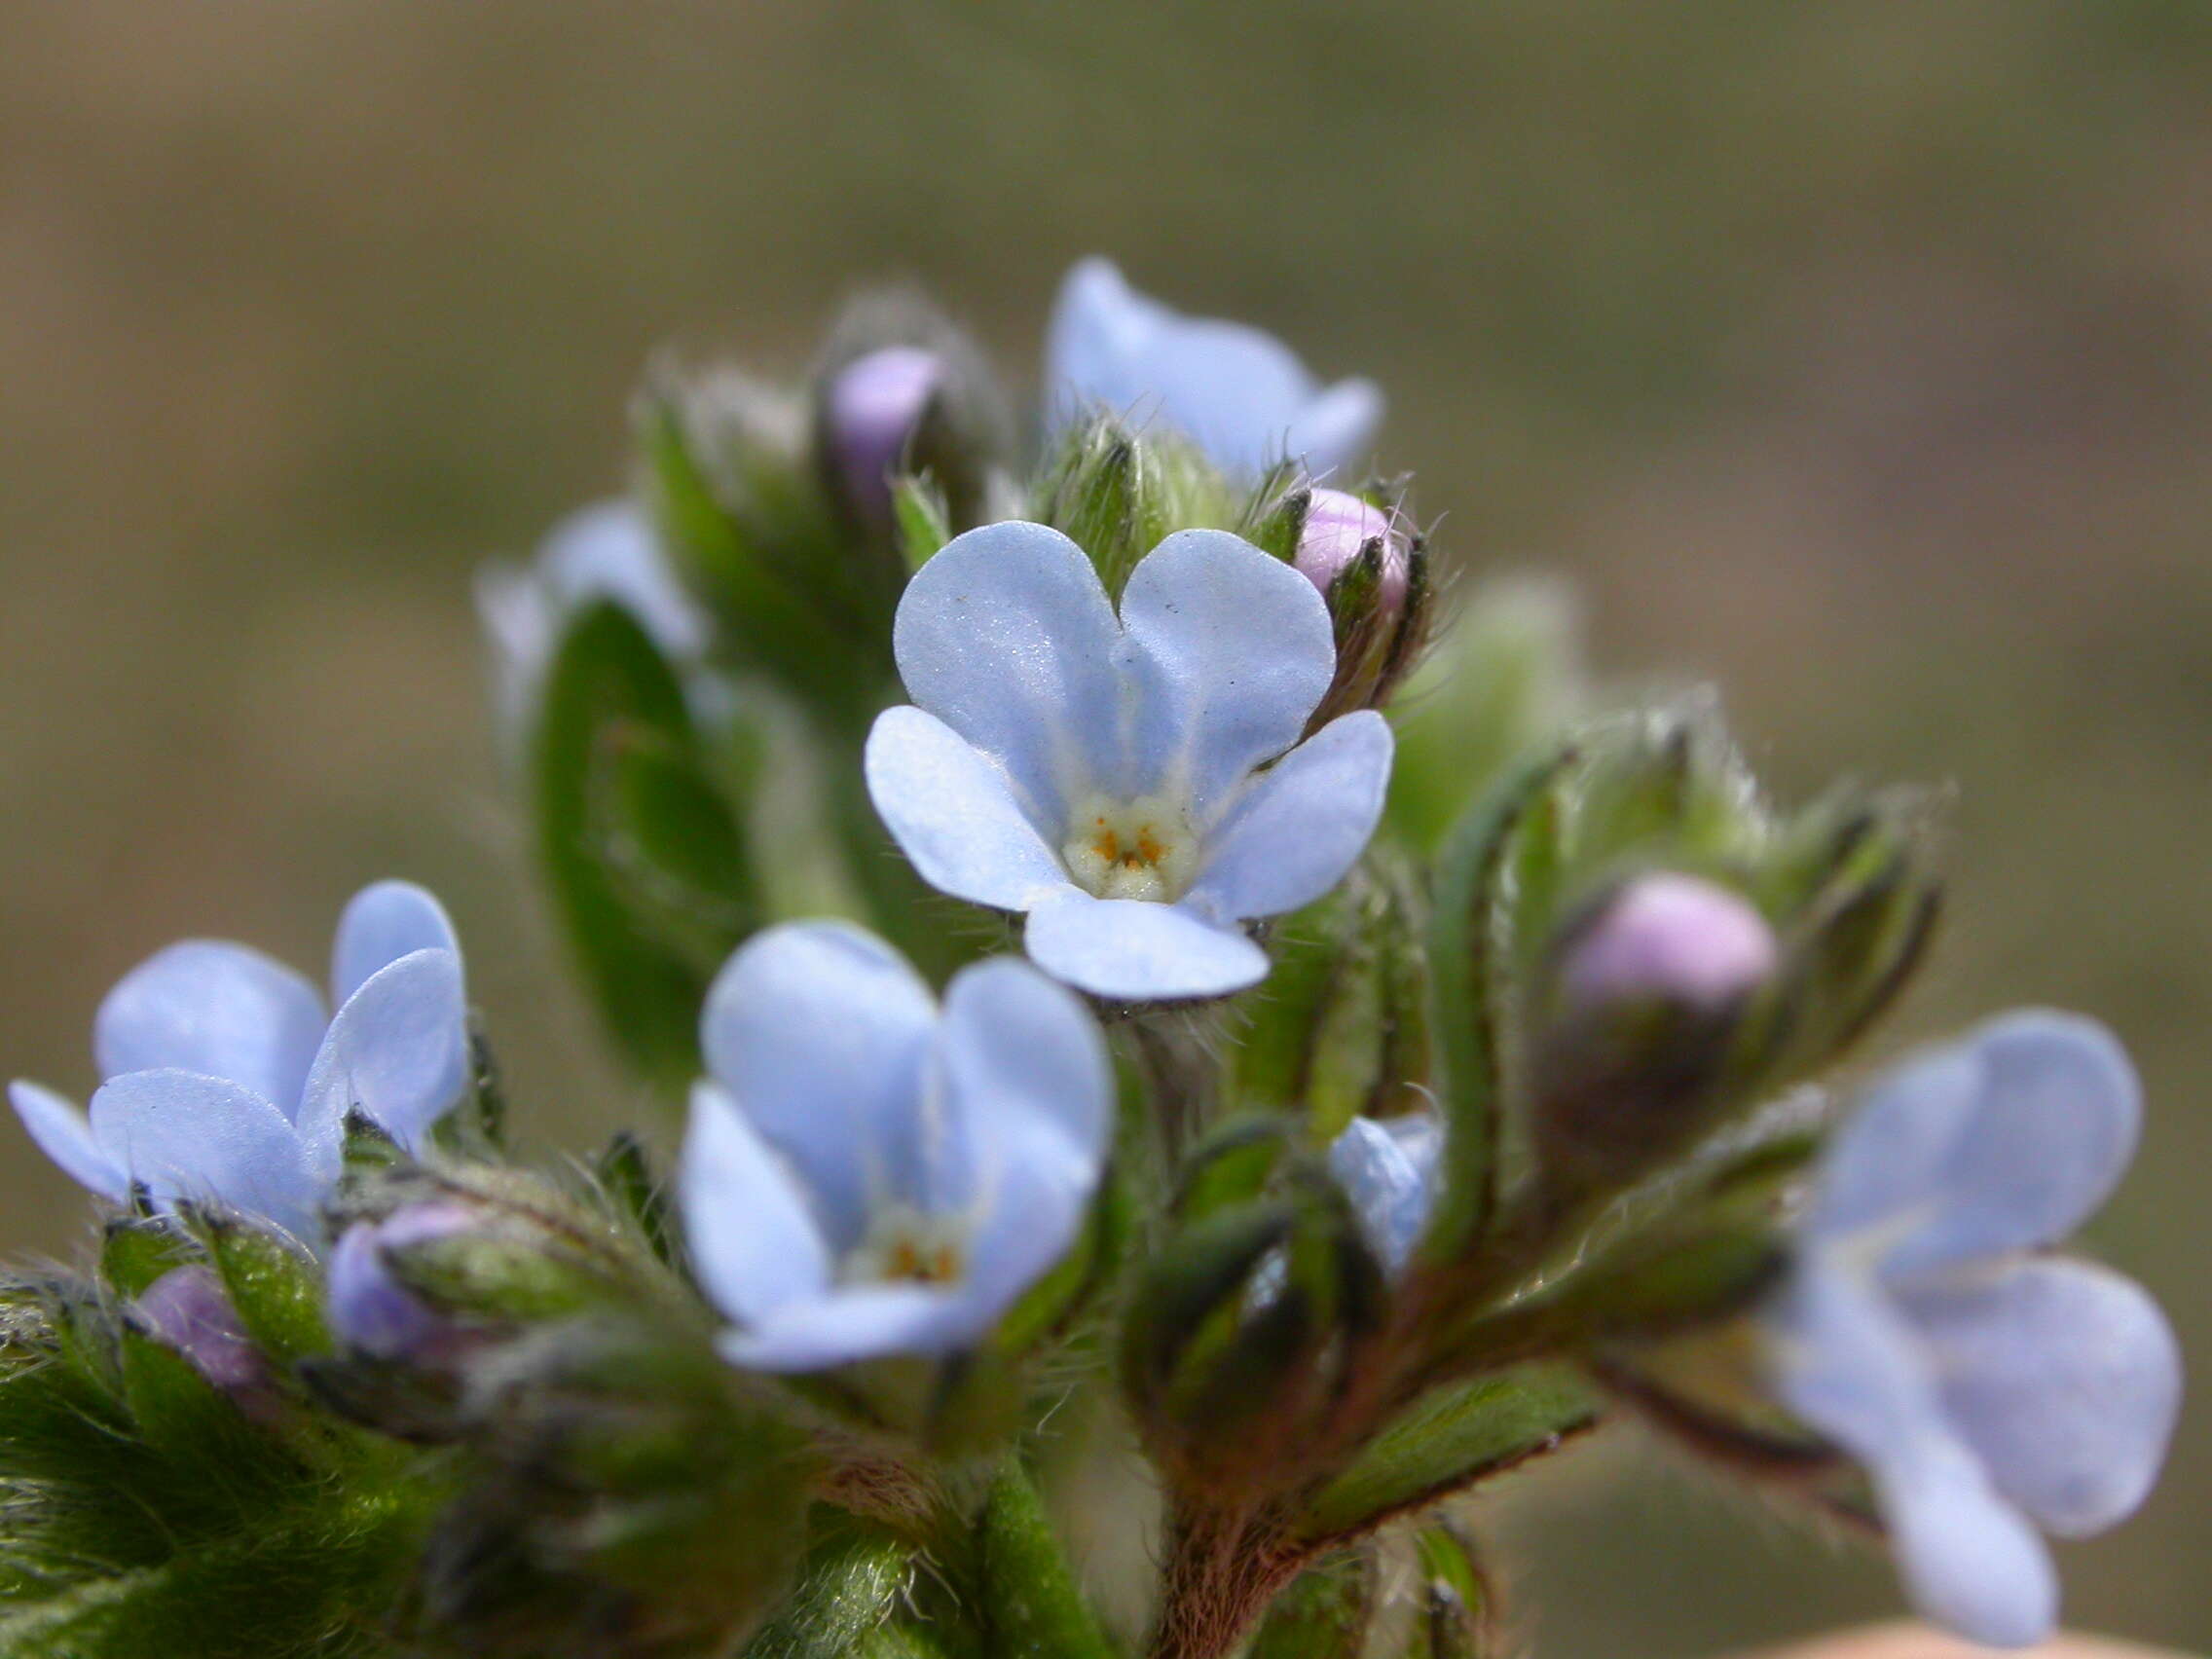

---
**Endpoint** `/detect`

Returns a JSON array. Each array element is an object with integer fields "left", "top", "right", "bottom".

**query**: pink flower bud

[
  {"left": 327, "top": 1201, "right": 479, "bottom": 1363},
  {"left": 825, "top": 346, "right": 943, "bottom": 523},
  {"left": 1294, "top": 489, "right": 1410, "bottom": 615},
  {"left": 134, "top": 1265, "right": 280, "bottom": 1419},
  {"left": 1559, "top": 873, "right": 1777, "bottom": 1014}
]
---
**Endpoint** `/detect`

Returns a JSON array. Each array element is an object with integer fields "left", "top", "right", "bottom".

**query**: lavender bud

[
  {"left": 1294, "top": 488, "right": 1410, "bottom": 616},
  {"left": 824, "top": 345, "right": 943, "bottom": 523},
  {"left": 134, "top": 1265, "right": 278, "bottom": 1418},
  {"left": 328, "top": 1202, "right": 478, "bottom": 1362},
  {"left": 1558, "top": 873, "right": 1777, "bottom": 1015}
]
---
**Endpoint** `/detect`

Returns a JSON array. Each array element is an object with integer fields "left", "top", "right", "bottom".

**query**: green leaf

[
  {"left": 1400, "top": 1524, "right": 1493, "bottom": 1659},
  {"left": 598, "top": 723, "right": 757, "bottom": 971},
  {"left": 977, "top": 1460, "right": 1115, "bottom": 1659},
  {"left": 535, "top": 600, "right": 721, "bottom": 1092},
  {"left": 1245, "top": 1547, "right": 1376, "bottom": 1659},
  {"left": 1422, "top": 743, "right": 1578, "bottom": 1256},
  {"left": 891, "top": 475, "right": 953, "bottom": 574},
  {"left": 1299, "top": 1368, "right": 1599, "bottom": 1540}
]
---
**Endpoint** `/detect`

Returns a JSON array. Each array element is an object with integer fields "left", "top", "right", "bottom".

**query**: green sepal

[
  {"left": 535, "top": 599, "right": 724, "bottom": 1093},
  {"left": 892, "top": 476, "right": 952, "bottom": 574},
  {"left": 181, "top": 1209, "right": 331, "bottom": 1365},
  {"left": 1172, "top": 1114, "right": 1292, "bottom": 1221},
  {"left": 1245, "top": 1546, "right": 1377, "bottom": 1659},
  {"left": 1034, "top": 414, "right": 1236, "bottom": 595},
  {"left": 977, "top": 1460, "right": 1115, "bottom": 1659},
  {"left": 98, "top": 1218, "right": 196, "bottom": 1301},
  {"left": 741, "top": 1524, "right": 913, "bottom": 1659},
  {"left": 593, "top": 1131, "right": 679, "bottom": 1270},
  {"left": 1298, "top": 1367, "right": 1599, "bottom": 1541}
]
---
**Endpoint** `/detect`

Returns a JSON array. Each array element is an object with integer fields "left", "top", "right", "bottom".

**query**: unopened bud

[
  {"left": 328, "top": 1202, "right": 478, "bottom": 1362},
  {"left": 1558, "top": 873, "right": 1777, "bottom": 1015},
  {"left": 1535, "top": 874, "right": 1779, "bottom": 1202},
  {"left": 1295, "top": 489, "right": 1410, "bottom": 617},
  {"left": 134, "top": 1265, "right": 279, "bottom": 1419},
  {"left": 825, "top": 346, "right": 943, "bottom": 524}
]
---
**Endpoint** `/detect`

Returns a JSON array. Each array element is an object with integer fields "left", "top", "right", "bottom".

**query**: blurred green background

[{"left": 2, "top": 4, "right": 2205, "bottom": 1652}]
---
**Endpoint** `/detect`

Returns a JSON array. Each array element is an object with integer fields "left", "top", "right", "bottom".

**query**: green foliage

[
  {"left": 1245, "top": 1548, "right": 1377, "bottom": 1659},
  {"left": 1299, "top": 1368, "right": 1599, "bottom": 1541},
  {"left": 535, "top": 599, "right": 758, "bottom": 1094},
  {"left": 1033, "top": 415, "right": 1239, "bottom": 595},
  {"left": 0, "top": 1279, "right": 450, "bottom": 1659},
  {"left": 977, "top": 1461, "right": 1115, "bottom": 1659}
]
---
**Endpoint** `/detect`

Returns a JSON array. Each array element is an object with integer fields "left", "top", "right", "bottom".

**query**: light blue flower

[
  {"left": 1045, "top": 258, "right": 1383, "bottom": 483},
  {"left": 1327, "top": 1113, "right": 1443, "bottom": 1277},
  {"left": 1765, "top": 1011, "right": 2182, "bottom": 1647},
  {"left": 8, "top": 881, "right": 470, "bottom": 1239},
  {"left": 865, "top": 522, "right": 1394, "bottom": 1002},
  {"left": 476, "top": 499, "right": 713, "bottom": 742},
  {"left": 679, "top": 922, "right": 1111, "bottom": 1372}
]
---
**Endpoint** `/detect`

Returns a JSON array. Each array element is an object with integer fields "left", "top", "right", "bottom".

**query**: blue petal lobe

[
  {"left": 893, "top": 521, "right": 1124, "bottom": 827},
  {"left": 865, "top": 707, "right": 1070, "bottom": 911},
  {"left": 1187, "top": 711, "right": 1393, "bottom": 920},
  {"left": 88, "top": 1069, "right": 324, "bottom": 1238},
  {"left": 298, "top": 949, "right": 469, "bottom": 1161},
  {"left": 679, "top": 1081, "right": 832, "bottom": 1330},
  {"left": 1117, "top": 530, "right": 1336, "bottom": 816},
  {"left": 10, "top": 1080, "right": 128, "bottom": 1200},
  {"left": 94, "top": 940, "right": 328, "bottom": 1119},
  {"left": 332, "top": 881, "right": 462, "bottom": 1006},
  {"left": 699, "top": 922, "right": 938, "bottom": 1249},
  {"left": 1897, "top": 1256, "right": 2182, "bottom": 1538},
  {"left": 1023, "top": 890, "right": 1269, "bottom": 1003}
]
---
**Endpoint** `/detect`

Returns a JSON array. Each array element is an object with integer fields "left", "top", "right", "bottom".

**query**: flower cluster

[{"left": 0, "top": 260, "right": 2179, "bottom": 1659}]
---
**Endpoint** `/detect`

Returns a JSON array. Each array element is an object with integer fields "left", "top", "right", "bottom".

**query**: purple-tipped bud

[
  {"left": 1295, "top": 489, "right": 1410, "bottom": 615},
  {"left": 134, "top": 1265, "right": 279, "bottom": 1418},
  {"left": 1559, "top": 873, "right": 1778, "bottom": 1014},
  {"left": 825, "top": 346, "right": 944, "bottom": 523},
  {"left": 328, "top": 1202, "right": 477, "bottom": 1362}
]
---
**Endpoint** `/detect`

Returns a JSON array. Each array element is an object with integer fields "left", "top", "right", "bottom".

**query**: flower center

[
  {"left": 1060, "top": 792, "right": 1199, "bottom": 903},
  {"left": 844, "top": 1205, "right": 969, "bottom": 1287}
]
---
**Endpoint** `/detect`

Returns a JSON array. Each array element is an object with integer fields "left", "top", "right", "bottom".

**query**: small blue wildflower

[
  {"left": 678, "top": 922, "right": 1111, "bottom": 1372},
  {"left": 1045, "top": 258, "right": 1382, "bottom": 483},
  {"left": 476, "top": 499, "right": 713, "bottom": 742},
  {"left": 9, "top": 881, "right": 470, "bottom": 1239},
  {"left": 1765, "top": 1011, "right": 2182, "bottom": 1647},
  {"left": 327, "top": 1201, "right": 481, "bottom": 1362},
  {"left": 865, "top": 521, "right": 1394, "bottom": 1002},
  {"left": 1327, "top": 1112, "right": 1444, "bottom": 1277}
]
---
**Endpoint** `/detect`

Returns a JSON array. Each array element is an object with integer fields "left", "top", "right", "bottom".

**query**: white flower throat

[
  {"left": 1060, "top": 792, "right": 1199, "bottom": 903},
  {"left": 845, "top": 1203, "right": 970, "bottom": 1287}
]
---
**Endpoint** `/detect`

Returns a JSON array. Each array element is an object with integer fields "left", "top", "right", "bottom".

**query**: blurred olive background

[{"left": 2, "top": 4, "right": 2206, "bottom": 1653}]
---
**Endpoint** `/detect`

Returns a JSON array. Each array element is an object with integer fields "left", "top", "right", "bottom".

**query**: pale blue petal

[
  {"left": 1186, "top": 712, "right": 1393, "bottom": 920},
  {"left": 1897, "top": 1256, "right": 2181, "bottom": 1538},
  {"left": 1877, "top": 1428, "right": 2060, "bottom": 1649},
  {"left": 717, "top": 1281, "right": 975, "bottom": 1372},
  {"left": 1328, "top": 1116, "right": 1435, "bottom": 1276},
  {"left": 699, "top": 922, "right": 937, "bottom": 1251},
  {"left": 1117, "top": 530, "right": 1336, "bottom": 815},
  {"left": 1770, "top": 1254, "right": 2057, "bottom": 1647},
  {"left": 1023, "top": 889, "right": 1268, "bottom": 1002},
  {"left": 893, "top": 521, "right": 1124, "bottom": 825},
  {"left": 297, "top": 949, "right": 469, "bottom": 1162},
  {"left": 1809, "top": 1011, "right": 2139, "bottom": 1272},
  {"left": 539, "top": 499, "right": 709, "bottom": 663},
  {"left": 332, "top": 881, "right": 461, "bottom": 1006},
  {"left": 89, "top": 1069, "right": 325, "bottom": 1237},
  {"left": 95, "top": 940, "right": 329, "bottom": 1117},
  {"left": 679, "top": 1082, "right": 831, "bottom": 1330},
  {"left": 9, "top": 1080, "right": 127, "bottom": 1200},
  {"left": 1285, "top": 379, "right": 1385, "bottom": 480},
  {"left": 865, "top": 707, "right": 1071, "bottom": 911},
  {"left": 939, "top": 959, "right": 1111, "bottom": 1306},
  {"left": 1043, "top": 259, "right": 1364, "bottom": 482}
]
